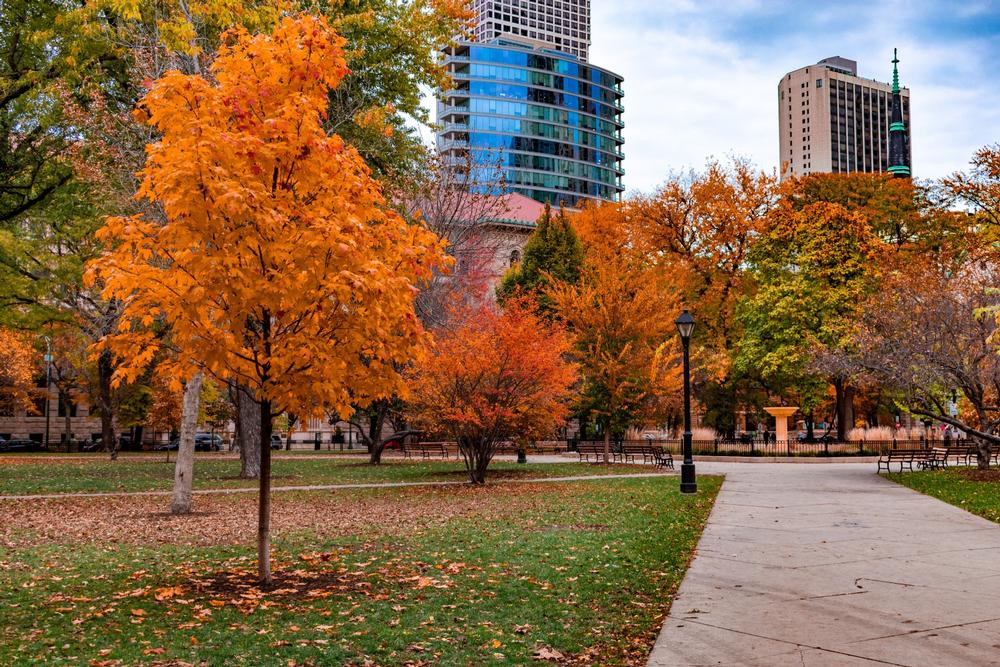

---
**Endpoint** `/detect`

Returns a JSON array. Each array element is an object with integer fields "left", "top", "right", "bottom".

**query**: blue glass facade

[{"left": 437, "top": 39, "right": 624, "bottom": 206}]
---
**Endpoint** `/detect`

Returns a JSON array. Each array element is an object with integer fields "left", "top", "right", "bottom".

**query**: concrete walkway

[{"left": 648, "top": 462, "right": 1000, "bottom": 666}]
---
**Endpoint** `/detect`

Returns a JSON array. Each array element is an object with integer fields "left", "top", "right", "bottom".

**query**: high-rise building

[
  {"left": 437, "top": 1, "right": 624, "bottom": 207},
  {"left": 778, "top": 55, "right": 911, "bottom": 179},
  {"left": 470, "top": 0, "right": 591, "bottom": 60}
]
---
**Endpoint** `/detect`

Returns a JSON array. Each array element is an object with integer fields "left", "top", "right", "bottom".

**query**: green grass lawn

[
  {"left": 0, "top": 456, "right": 649, "bottom": 496},
  {"left": 888, "top": 468, "right": 1000, "bottom": 523},
  {"left": 0, "top": 475, "right": 721, "bottom": 666}
]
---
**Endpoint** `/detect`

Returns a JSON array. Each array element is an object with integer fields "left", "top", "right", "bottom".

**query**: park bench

[
  {"left": 577, "top": 443, "right": 606, "bottom": 463},
  {"left": 401, "top": 441, "right": 451, "bottom": 460},
  {"left": 527, "top": 442, "right": 566, "bottom": 454},
  {"left": 877, "top": 449, "right": 929, "bottom": 473},
  {"left": 918, "top": 447, "right": 949, "bottom": 470},
  {"left": 948, "top": 445, "right": 998, "bottom": 467},
  {"left": 651, "top": 446, "right": 674, "bottom": 470},
  {"left": 618, "top": 442, "right": 658, "bottom": 464}
]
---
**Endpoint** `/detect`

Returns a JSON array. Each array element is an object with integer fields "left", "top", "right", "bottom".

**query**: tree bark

[
  {"left": 366, "top": 400, "right": 389, "bottom": 464},
  {"left": 843, "top": 385, "right": 855, "bottom": 436},
  {"left": 457, "top": 436, "right": 491, "bottom": 484},
  {"left": 285, "top": 413, "right": 296, "bottom": 451},
  {"left": 834, "top": 379, "right": 855, "bottom": 442},
  {"left": 258, "top": 397, "right": 273, "bottom": 585},
  {"left": 974, "top": 435, "right": 992, "bottom": 470},
  {"left": 62, "top": 391, "right": 72, "bottom": 448},
  {"left": 236, "top": 385, "right": 261, "bottom": 478},
  {"left": 171, "top": 372, "right": 203, "bottom": 514},
  {"left": 603, "top": 426, "right": 611, "bottom": 464},
  {"left": 97, "top": 349, "right": 118, "bottom": 460}
]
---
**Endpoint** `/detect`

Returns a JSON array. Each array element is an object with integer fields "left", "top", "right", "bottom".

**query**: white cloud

[
  {"left": 588, "top": 1, "right": 1000, "bottom": 191},
  {"left": 419, "top": 2, "right": 1000, "bottom": 194}
]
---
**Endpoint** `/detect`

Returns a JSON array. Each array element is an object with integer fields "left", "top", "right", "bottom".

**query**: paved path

[
  {"left": 0, "top": 470, "right": 671, "bottom": 500},
  {"left": 648, "top": 462, "right": 1000, "bottom": 666}
]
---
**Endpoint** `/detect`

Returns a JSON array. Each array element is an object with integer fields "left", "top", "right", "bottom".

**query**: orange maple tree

[
  {"left": 408, "top": 299, "right": 577, "bottom": 484},
  {"left": 89, "top": 15, "right": 448, "bottom": 582},
  {"left": 630, "top": 159, "right": 778, "bottom": 378},
  {"left": 0, "top": 329, "right": 39, "bottom": 414},
  {"left": 548, "top": 264, "right": 681, "bottom": 462}
]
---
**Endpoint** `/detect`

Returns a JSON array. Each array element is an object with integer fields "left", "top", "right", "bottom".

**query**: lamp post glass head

[{"left": 675, "top": 310, "right": 695, "bottom": 340}]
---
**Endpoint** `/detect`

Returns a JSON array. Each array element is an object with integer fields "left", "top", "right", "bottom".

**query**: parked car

[
  {"left": 270, "top": 434, "right": 283, "bottom": 450},
  {"left": 154, "top": 439, "right": 179, "bottom": 451},
  {"left": 153, "top": 433, "right": 223, "bottom": 452},
  {"left": 797, "top": 431, "right": 835, "bottom": 443},
  {"left": 80, "top": 439, "right": 102, "bottom": 452},
  {"left": 195, "top": 433, "right": 223, "bottom": 451},
  {"left": 0, "top": 438, "right": 46, "bottom": 452}
]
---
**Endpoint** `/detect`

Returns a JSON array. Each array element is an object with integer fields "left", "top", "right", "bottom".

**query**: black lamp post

[
  {"left": 40, "top": 335, "right": 52, "bottom": 449},
  {"left": 675, "top": 310, "right": 697, "bottom": 494}
]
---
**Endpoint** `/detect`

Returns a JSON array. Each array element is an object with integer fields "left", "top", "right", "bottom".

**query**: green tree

[
  {"left": 497, "top": 203, "right": 584, "bottom": 310},
  {"left": 0, "top": 0, "right": 127, "bottom": 224},
  {"left": 735, "top": 201, "right": 883, "bottom": 440}
]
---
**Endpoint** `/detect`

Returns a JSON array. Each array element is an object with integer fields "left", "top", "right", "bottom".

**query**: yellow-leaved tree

[
  {"left": 88, "top": 15, "right": 448, "bottom": 583},
  {"left": 549, "top": 203, "right": 683, "bottom": 463}
]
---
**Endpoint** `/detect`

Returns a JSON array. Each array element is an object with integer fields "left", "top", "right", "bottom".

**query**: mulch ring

[{"left": 956, "top": 468, "right": 1000, "bottom": 482}]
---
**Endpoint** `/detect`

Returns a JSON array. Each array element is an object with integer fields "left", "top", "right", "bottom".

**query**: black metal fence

[{"left": 568, "top": 438, "right": 953, "bottom": 457}]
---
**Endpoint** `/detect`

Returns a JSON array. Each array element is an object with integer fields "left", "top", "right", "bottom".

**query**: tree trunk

[
  {"left": 236, "top": 385, "right": 261, "bottom": 478},
  {"left": 63, "top": 392, "right": 72, "bottom": 448},
  {"left": 285, "top": 413, "right": 296, "bottom": 451},
  {"left": 367, "top": 400, "right": 389, "bottom": 464},
  {"left": 258, "top": 397, "right": 273, "bottom": 585},
  {"left": 458, "top": 436, "right": 490, "bottom": 484},
  {"left": 843, "top": 386, "right": 855, "bottom": 437},
  {"left": 171, "top": 372, "right": 203, "bottom": 515},
  {"left": 834, "top": 379, "right": 855, "bottom": 442},
  {"left": 975, "top": 435, "right": 992, "bottom": 471},
  {"left": 603, "top": 427, "right": 611, "bottom": 465},
  {"left": 97, "top": 349, "right": 118, "bottom": 460},
  {"left": 805, "top": 409, "right": 815, "bottom": 442}
]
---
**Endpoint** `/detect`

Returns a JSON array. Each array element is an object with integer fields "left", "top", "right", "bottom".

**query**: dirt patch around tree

[{"left": 957, "top": 468, "right": 1000, "bottom": 482}]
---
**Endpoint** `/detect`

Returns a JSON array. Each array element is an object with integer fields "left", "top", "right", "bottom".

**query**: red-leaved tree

[{"left": 408, "top": 300, "right": 577, "bottom": 483}]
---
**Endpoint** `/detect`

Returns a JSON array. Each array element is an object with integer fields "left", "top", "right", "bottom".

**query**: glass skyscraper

[{"left": 438, "top": 39, "right": 624, "bottom": 206}]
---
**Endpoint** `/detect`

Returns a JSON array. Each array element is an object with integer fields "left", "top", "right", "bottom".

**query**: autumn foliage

[
  {"left": 0, "top": 329, "right": 39, "bottom": 413},
  {"left": 90, "top": 15, "right": 448, "bottom": 581},
  {"left": 550, "top": 202, "right": 683, "bottom": 460},
  {"left": 408, "top": 300, "right": 577, "bottom": 483}
]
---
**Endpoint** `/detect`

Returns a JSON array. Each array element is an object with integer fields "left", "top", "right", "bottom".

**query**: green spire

[{"left": 891, "top": 48, "right": 900, "bottom": 94}]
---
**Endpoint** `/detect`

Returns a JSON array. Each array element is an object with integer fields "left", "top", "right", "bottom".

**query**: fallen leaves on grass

[
  {"left": 0, "top": 483, "right": 580, "bottom": 548},
  {"left": 533, "top": 646, "right": 565, "bottom": 661}
]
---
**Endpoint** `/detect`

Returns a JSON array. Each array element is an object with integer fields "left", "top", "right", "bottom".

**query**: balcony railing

[{"left": 438, "top": 139, "right": 470, "bottom": 151}]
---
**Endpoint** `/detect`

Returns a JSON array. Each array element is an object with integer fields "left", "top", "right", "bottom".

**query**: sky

[
  {"left": 423, "top": 0, "right": 1000, "bottom": 196},
  {"left": 587, "top": 0, "right": 1000, "bottom": 194}
]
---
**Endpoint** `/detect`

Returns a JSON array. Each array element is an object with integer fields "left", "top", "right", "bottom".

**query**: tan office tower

[
  {"left": 778, "top": 56, "right": 911, "bottom": 179},
  {"left": 470, "top": 0, "right": 591, "bottom": 60}
]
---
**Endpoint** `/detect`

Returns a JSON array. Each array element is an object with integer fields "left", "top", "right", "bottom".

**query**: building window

[{"left": 509, "top": 249, "right": 521, "bottom": 266}]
